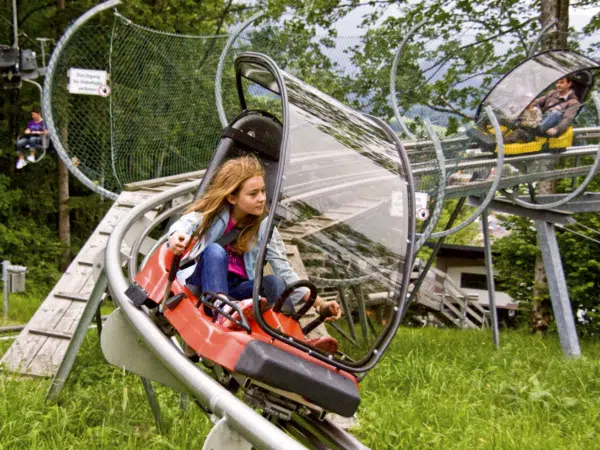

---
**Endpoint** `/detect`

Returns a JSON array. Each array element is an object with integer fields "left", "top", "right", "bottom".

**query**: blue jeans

[
  {"left": 187, "top": 243, "right": 293, "bottom": 311},
  {"left": 16, "top": 135, "right": 42, "bottom": 153},
  {"left": 539, "top": 110, "right": 562, "bottom": 133}
]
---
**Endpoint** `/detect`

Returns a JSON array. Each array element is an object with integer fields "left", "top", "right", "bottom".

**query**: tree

[{"left": 0, "top": 0, "right": 257, "bottom": 294}]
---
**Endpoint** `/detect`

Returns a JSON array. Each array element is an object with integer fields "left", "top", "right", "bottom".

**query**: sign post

[{"left": 2, "top": 261, "right": 8, "bottom": 321}]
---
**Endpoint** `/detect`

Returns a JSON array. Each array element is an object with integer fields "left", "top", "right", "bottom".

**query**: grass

[
  {"left": 0, "top": 290, "right": 46, "bottom": 327},
  {"left": 0, "top": 289, "right": 115, "bottom": 328},
  {"left": 1, "top": 327, "right": 600, "bottom": 449}
]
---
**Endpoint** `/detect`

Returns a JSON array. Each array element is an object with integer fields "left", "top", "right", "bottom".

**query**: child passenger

[
  {"left": 520, "top": 101, "right": 542, "bottom": 130},
  {"left": 167, "top": 154, "right": 342, "bottom": 323}
]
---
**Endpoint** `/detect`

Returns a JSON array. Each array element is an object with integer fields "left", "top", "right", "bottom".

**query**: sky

[{"left": 331, "top": 2, "right": 600, "bottom": 37}]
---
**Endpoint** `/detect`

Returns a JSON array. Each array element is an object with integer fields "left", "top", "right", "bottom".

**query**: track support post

[
  {"left": 46, "top": 271, "right": 108, "bottom": 402},
  {"left": 481, "top": 210, "right": 500, "bottom": 349},
  {"left": 535, "top": 220, "right": 581, "bottom": 358}
]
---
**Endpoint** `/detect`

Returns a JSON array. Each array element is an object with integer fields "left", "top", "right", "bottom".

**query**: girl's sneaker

[{"left": 16, "top": 159, "right": 27, "bottom": 169}]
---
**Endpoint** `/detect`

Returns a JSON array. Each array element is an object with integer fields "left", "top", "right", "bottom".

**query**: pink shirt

[{"left": 224, "top": 217, "right": 247, "bottom": 279}]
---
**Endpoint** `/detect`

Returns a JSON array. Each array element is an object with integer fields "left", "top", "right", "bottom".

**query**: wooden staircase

[{"left": 412, "top": 265, "right": 489, "bottom": 329}]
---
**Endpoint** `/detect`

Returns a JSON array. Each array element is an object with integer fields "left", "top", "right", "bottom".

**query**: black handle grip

[
  {"left": 301, "top": 306, "right": 333, "bottom": 335},
  {"left": 168, "top": 254, "right": 182, "bottom": 282},
  {"left": 273, "top": 280, "right": 318, "bottom": 318}
]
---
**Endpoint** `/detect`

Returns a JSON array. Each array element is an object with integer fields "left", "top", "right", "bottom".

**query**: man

[
  {"left": 469, "top": 76, "right": 581, "bottom": 149},
  {"left": 508, "top": 76, "right": 581, "bottom": 142},
  {"left": 16, "top": 107, "right": 48, "bottom": 169}
]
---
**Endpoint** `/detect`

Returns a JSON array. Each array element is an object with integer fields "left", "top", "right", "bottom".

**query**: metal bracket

[
  {"left": 100, "top": 308, "right": 187, "bottom": 392},
  {"left": 467, "top": 197, "right": 574, "bottom": 225}
]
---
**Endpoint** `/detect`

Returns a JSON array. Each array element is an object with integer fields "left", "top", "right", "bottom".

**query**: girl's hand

[
  {"left": 315, "top": 296, "right": 342, "bottom": 322},
  {"left": 168, "top": 231, "right": 191, "bottom": 255}
]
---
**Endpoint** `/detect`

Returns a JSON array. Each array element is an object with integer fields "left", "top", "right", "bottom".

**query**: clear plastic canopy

[{"left": 237, "top": 55, "right": 414, "bottom": 370}]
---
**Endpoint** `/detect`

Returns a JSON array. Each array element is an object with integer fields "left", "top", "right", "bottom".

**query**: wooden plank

[
  {"left": 29, "top": 328, "right": 73, "bottom": 340},
  {"left": 27, "top": 297, "right": 78, "bottom": 329},
  {"left": 55, "top": 292, "right": 90, "bottom": 303},
  {"left": 1, "top": 336, "right": 51, "bottom": 374},
  {"left": 26, "top": 339, "right": 70, "bottom": 377},
  {"left": 53, "top": 302, "right": 86, "bottom": 335},
  {"left": 123, "top": 170, "right": 205, "bottom": 191}
]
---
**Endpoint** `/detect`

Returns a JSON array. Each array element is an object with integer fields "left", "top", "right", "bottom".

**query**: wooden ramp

[{"left": 1, "top": 171, "right": 201, "bottom": 377}]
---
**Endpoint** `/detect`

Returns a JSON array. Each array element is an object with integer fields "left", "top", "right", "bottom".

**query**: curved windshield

[
  {"left": 278, "top": 72, "right": 411, "bottom": 365},
  {"left": 237, "top": 57, "right": 413, "bottom": 368}
]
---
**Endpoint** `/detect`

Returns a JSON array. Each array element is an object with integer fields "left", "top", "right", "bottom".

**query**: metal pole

[
  {"left": 2, "top": 261, "right": 10, "bottom": 321},
  {"left": 481, "top": 211, "right": 500, "bottom": 348},
  {"left": 47, "top": 272, "right": 109, "bottom": 402},
  {"left": 535, "top": 221, "right": 581, "bottom": 358},
  {"left": 94, "top": 307, "right": 103, "bottom": 337},
  {"left": 352, "top": 285, "right": 370, "bottom": 345},
  {"left": 140, "top": 377, "right": 163, "bottom": 431},
  {"left": 12, "top": 0, "right": 18, "bottom": 48},
  {"left": 331, "top": 265, "right": 357, "bottom": 342}
]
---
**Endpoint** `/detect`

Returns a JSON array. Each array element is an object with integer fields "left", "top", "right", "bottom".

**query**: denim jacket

[{"left": 168, "top": 207, "right": 309, "bottom": 304}]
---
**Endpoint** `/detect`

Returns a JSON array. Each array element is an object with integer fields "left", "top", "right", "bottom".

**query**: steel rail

[
  {"left": 104, "top": 180, "right": 307, "bottom": 450},
  {"left": 400, "top": 126, "right": 600, "bottom": 152},
  {"left": 411, "top": 145, "right": 599, "bottom": 175},
  {"left": 414, "top": 119, "right": 447, "bottom": 250}
]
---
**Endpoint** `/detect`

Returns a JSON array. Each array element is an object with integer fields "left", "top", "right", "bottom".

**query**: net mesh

[{"left": 47, "top": 12, "right": 365, "bottom": 195}]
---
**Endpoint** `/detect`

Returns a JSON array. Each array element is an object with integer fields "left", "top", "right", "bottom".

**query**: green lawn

[{"left": 1, "top": 328, "right": 600, "bottom": 449}]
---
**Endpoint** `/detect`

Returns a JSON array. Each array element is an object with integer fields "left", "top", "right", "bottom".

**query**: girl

[{"left": 168, "top": 154, "right": 342, "bottom": 321}]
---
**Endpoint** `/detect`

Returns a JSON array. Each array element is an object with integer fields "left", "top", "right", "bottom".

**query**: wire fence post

[{"left": 2, "top": 261, "right": 9, "bottom": 321}]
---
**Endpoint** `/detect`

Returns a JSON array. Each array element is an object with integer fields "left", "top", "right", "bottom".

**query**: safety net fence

[{"left": 45, "top": 9, "right": 367, "bottom": 198}]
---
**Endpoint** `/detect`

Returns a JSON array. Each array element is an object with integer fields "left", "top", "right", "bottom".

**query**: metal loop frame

[
  {"left": 42, "top": 0, "right": 122, "bottom": 200},
  {"left": 414, "top": 118, "right": 447, "bottom": 250},
  {"left": 426, "top": 106, "right": 506, "bottom": 239},
  {"left": 215, "top": 11, "right": 265, "bottom": 128},
  {"left": 389, "top": 18, "right": 428, "bottom": 140}
]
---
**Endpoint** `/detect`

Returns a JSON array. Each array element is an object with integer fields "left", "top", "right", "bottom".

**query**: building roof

[{"left": 426, "top": 243, "right": 498, "bottom": 259}]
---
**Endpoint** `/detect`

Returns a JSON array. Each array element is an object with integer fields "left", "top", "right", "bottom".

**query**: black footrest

[
  {"left": 125, "top": 283, "right": 154, "bottom": 309},
  {"left": 166, "top": 293, "right": 185, "bottom": 310}
]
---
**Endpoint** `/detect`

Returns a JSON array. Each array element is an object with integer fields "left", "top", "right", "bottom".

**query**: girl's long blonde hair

[{"left": 185, "top": 155, "right": 266, "bottom": 253}]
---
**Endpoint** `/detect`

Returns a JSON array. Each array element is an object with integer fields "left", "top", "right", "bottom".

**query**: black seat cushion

[{"left": 234, "top": 340, "right": 360, "bottom": 417}]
